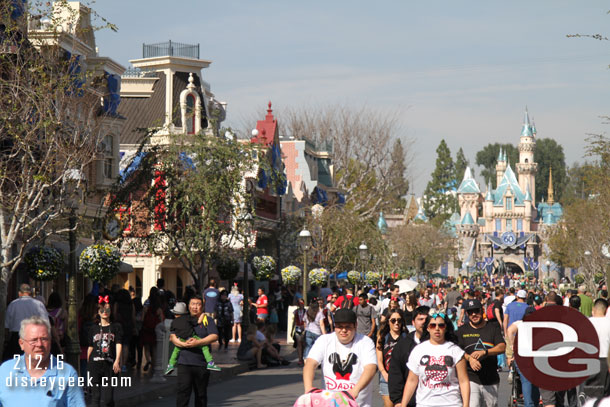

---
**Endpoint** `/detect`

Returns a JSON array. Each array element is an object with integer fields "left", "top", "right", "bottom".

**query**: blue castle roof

[
  {"left": 494, "top": 164, "right": 526, "bottom": 206},
  {"left": 457, "top": 167, "right": 480, "bottom": 194}
]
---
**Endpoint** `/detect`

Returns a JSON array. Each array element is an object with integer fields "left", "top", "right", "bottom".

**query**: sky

[{"left": 91, "top": 1, "right": 610, "bottom": 196}]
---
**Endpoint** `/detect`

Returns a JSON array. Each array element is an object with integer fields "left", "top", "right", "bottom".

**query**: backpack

[
  {"left": 341, "top": 295, "right": 355, "bottom": 310},
  {"left": 486, "top": 302, "right": 496, "bottom": 320}
]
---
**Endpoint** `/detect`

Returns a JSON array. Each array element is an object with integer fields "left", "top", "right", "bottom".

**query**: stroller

[
  {"left": 508, "top": 361, "right": 523, "bottom": 407},
  {"left": 294, "top": 389, "right": 359, "bottom": 407}
]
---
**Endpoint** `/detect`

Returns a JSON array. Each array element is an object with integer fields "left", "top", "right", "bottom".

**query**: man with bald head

[{"left": 3, "top": 283, "right": 49, "bottom": 361}]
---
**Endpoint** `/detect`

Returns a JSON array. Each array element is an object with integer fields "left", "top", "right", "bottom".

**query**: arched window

[{"left": 186, "top": 94, "right": 195, "bottom": 134}]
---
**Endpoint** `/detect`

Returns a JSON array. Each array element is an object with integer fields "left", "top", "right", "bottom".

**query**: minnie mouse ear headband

[{"left": 98, "top": 295, "right": 109, "bottom": 304}]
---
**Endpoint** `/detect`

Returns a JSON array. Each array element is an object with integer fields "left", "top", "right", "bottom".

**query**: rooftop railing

[{"left": 142, "top": 40, "right": 199, "bottom": 59}]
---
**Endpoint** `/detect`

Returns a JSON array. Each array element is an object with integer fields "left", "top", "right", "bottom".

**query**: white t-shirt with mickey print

[
  {"left": 406, "top": 340, "right": 465, "bottom": 407},
  {"left": 307, "top": 332, "right": 377, "bottom": 407}
]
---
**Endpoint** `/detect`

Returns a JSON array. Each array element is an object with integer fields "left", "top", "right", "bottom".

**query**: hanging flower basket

[
  {"left": 347, "top": 270, "right": 365, "bottom": 285},
  {"left": 79, "top": 244, "right": 121, "bottom": 283},
  {"left": 216, "top": 257, "right": 240, "bottom": 281},
  {"left": 281, "top": 265, "right": 302, "bottom": 284},
  {"left": 25, "top": 246, "right": 64, "bottom": 281},
  {"left": 309, "top": 268, "right": 329, "bottom": 286},
  {"left": 365, "top": 271, "right": 381, "bottom": 285},
  {"left": 252, "top": 255, "right": 276, "bottom": 281}
]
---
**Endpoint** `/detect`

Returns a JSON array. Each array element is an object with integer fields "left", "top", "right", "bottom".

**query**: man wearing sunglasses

[{"left": 456, "top": 299, "right": 505, "bottom": 407}]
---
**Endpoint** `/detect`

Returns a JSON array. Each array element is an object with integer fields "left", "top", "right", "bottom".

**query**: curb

[{"left": 116, "top": 361, "right": 251, "bottom": 406}]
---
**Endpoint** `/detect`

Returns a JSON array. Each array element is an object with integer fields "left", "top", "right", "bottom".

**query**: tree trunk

[{"left": 0, "top": 263, "right": 11, "bottom": 358}]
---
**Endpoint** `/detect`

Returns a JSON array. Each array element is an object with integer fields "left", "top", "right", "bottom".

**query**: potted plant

[
  {"left": 252, "top": 255, "right": 276, "bottom": 281},
  {"left": 365, "top": 271, "right": 381, "bottom": 285},
  {"left": 216, "top": 256, "right": 240, "bottom": 281},
  {"left": 309, "top": 268, "right": 329, "bottom": 286},
  {"left": 79, "top": 243, "right": 121, "bottom": 283},
  {"left": 281, "top": 265, "right": 302, "bottom": 285},
  {"left": 24, "top": 246, "right": 64, "bottom": 281}
]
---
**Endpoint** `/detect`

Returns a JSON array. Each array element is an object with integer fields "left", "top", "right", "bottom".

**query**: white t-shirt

[
  {"left": 307, "top": 332, "right": 377, "bottom": 407},
  {"left": 304, "top": 311, "right": 325, "bottom": 336},
  {"left": 590, "top": 316, "right": 610, "bottom": 358},
  {"left": 503, "top": 295, "right": 516, "bottom": 313},
  {"left": 406, "top": 340, "right": 465, "bottom": 407}
]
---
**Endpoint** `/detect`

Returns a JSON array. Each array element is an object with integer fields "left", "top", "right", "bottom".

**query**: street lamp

[
  {"left": 64, "top": 169, "right": 85, "bottom": 373},
  {"left": 359, "top": 242, "right": 368, "bottom": 291},
  {"left": 299, "top": 229, "right": 312, "bottom": 305}
]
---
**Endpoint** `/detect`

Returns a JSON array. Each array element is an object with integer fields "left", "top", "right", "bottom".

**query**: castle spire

[
  {"left": 548, "top": 167, "right": 554, "bottom": 205},
  {"left": 497, "top": 147, "right": 504, "bottom": 162},
  {"left": 521, "top": 106, "right": 533, "bottom": 137}
]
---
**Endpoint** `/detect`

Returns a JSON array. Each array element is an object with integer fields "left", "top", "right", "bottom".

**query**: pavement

[{"left": 114, "top": 334, "right": 293, "bottom": 407}]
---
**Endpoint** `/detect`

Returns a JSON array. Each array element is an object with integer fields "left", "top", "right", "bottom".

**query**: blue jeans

[
  {"left": 515, "top": 361, "right": 540, "bottom": 407},
  {"left": 304, "top": 330, "right": 320, "bottom": 358}
]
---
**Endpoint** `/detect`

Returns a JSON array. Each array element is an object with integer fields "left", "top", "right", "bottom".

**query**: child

[{"left": 165, "top": 302, "right": 220, "bottom": 374}]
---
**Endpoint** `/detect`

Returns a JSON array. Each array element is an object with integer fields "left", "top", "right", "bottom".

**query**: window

[
  {"left": 506, "top": 219, "right": 513, "bottom": 232},
  {"left": 506, "top": 197, "right": 512, "bottom": 210},
  {"left": 102, "top": 135, "right": 113, "bottom": 178},
  {"left": 517, "top": 218, "right": 523, "bottom": 231},
  {"left": 495, "top": 219, "right": 502, "bottom": 232},
  {"left": 186, "top": 94, "right": 195, "bottom": 134}
]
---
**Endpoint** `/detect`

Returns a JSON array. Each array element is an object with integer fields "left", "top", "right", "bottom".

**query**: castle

[{"left": 454, "top": 109, "right": 562, "bottom": 277}]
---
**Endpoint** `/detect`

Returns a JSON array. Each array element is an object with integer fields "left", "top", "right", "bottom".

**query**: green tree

[
  {"left": 454, "top": 147, "right": 471, "bottom": 183},
  {"left": 110, "top": 131, "right": 261, "bottom": 290},
  {"left": 562, "top": 162, "right": 595, "bottom": 204},
  {"left": 0, "top": 2, "right": 114, "bottom": 357},
  {"left": 387, "top": 138, "right": 409, "bottom": 210},
  {"left": 534, "top": 138, "right": 567, "bottom": 203},
  {"left": 475, "top": 143, "right": 519, "bottom": 188},
  {"left": 423, "top": 140, "right": 458, "bottom": 225}
]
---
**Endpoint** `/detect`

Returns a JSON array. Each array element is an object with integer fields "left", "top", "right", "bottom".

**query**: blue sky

[{"left": 92, "top": 1, "right": 610, "bottom": 195}]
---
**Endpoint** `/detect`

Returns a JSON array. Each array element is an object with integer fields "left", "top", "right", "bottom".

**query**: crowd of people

[{"left": 297, "top": 278, "right": 610, "bottom": 407}]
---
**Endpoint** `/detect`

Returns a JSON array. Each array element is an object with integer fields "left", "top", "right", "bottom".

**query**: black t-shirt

[
  {"left": 176, "top": 315, "right": 219, "bottom": 367},
  {"left": 457, "top": 321, "right": 505, "bottom": 385},
  {"left": 88, "top": 323, "right": 123, "bottom": 363},
  {"left": 170, "top": 315, "right": 196, "bottom": 339},
  {"left": 382, "top": 333, "right": 402, "bottom": 372},
  {"left": 492, "top": 299, "right": 504, "bottom": 322}
]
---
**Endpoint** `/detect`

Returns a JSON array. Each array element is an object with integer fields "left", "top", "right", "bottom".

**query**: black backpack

[{"left": 341, "top": 295, "right": 355, "bottom": 310}]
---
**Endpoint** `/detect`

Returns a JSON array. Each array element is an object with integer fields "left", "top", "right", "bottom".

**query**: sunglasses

[
  {"left": 389, "top": 318, "right": 402, "bottom": 324},
  {"left": 431, "top": 312, "right": 446, "bottom": 319},
  {"left": 467, "top": 309, "right": 482, "bottom": 315},
  {"left": 428, "top": 323, "right": 447, "bottom": 329}
]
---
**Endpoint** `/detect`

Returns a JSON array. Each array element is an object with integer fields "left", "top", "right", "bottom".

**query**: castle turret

[
  {"left": 496, "top": 147, "right": 507, "bottom": 187},
  {"left": 516, "top": 107, "right": 538, "bottom": 205},
  {"left": 547, "top": 167, "right": 554, "bottom": 205}
]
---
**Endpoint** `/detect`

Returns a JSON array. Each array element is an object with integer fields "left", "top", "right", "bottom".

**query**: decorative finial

[
  {"left": 187, "top": 73, "right": 195, "bottom": 90},
  {"left": 267, "top": 101, "right": 273, "bottom": 114}
]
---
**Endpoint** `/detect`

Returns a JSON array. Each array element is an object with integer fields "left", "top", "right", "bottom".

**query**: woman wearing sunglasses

[
  {"left": 400, "top": 312, "right": 470, "bottom": 407},
  {"left": 377, "top": 310, "right": 406, "bottom": 407},
  {"left": 87, "top": 296, "right": 123, "bottom": 407}
]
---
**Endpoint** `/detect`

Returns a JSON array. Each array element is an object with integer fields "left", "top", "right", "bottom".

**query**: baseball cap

[
  {"left": 517, "top": 289, "right": 527, "bottom": 298},
  {"left": 463, "top": 299, "right": 482, "bottom": 311},
  {"left": 334, "top": 309, "right": 357, "bottom": 324}
]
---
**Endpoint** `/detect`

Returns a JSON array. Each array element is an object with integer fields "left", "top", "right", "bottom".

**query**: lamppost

[
  {"left": 359, "top": 242, "right": 368, "bottom": 292},
  {"left": 299, "top": 228, "right": 312, "bottom": 305},
  {"left": 64, "top": 169, "right": 85, "bottom": 372}
]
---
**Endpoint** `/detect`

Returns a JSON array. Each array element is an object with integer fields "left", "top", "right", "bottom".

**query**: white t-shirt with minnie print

[
  {"left": 307, "top": 332, "right": 377, "bottom": 407},
  {"left": 406, "top": 340, "right": 465, "bottom": 407}
]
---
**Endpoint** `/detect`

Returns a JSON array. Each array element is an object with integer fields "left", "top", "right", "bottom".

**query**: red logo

[{"left": 514, "top": 306, "right": 600, "bottom": 391}]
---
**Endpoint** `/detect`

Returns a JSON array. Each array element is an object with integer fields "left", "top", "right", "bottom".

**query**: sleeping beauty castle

[{"left": 452, "top": 109, "right": 562, "bottom": 278}]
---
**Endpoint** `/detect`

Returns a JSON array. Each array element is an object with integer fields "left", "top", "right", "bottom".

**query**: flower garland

[
  {"left": 216, "top": 257, "right": 240, "bottom": 281},
  {"left": 365, "top": 271, "right": 381, "bottom": 285},
  {"left": 25, "top": 246, "right": 64, "bottom": 281},
  {"left": 252, "top": 255, "right": 276, "bottom": 281},
  {"left": 347, "top": 270, "right": 364, "bottom": 285},
  {"left": 79, "top": 244, "right": 121, "bottom": 283},
  {"left": 281, "top": 265, "right": 302, "bottom": 285},
  {"left": 309, "top": 268, "right": 329, "bottom": 286}
]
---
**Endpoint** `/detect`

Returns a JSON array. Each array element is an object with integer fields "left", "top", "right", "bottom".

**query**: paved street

[{"left": 143, "top": 365, "right": 513, "bottom": 407}]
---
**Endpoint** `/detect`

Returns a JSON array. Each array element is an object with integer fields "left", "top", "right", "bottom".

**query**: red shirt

[
  {"left": 333, "top": 294, "right": 360, "bottom": 309},
  {"left": 256, "top": 294, "right": 268, "bottom": 315}
]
